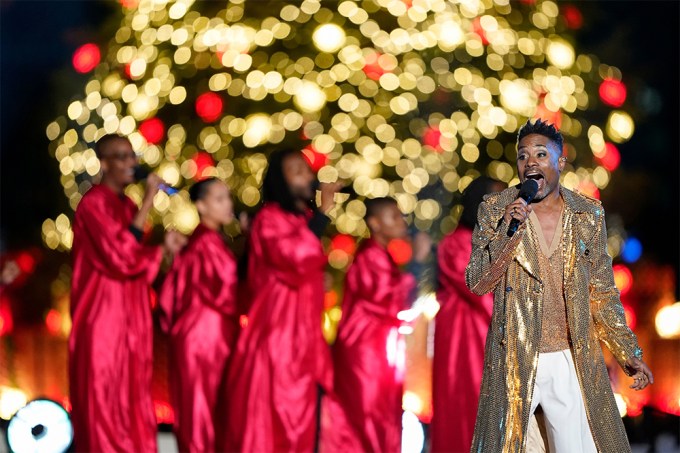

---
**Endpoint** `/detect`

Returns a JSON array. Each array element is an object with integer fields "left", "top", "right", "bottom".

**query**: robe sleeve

[
  {"left": 465, "top": 200, "right": 524, "bottom": 295},
  {"left": 588, "top": 210, "right": 642, "bottom": 368},
  {"left": 77, "top": 194, "right": 162, "bottom": 282},
  {"left": 258, "top": 213, "right": 326, "bottom": 288}
]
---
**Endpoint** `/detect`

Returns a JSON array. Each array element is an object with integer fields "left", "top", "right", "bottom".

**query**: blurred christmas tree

[{"left": 43, "top": 0, "right": 635, "bottom": 261}]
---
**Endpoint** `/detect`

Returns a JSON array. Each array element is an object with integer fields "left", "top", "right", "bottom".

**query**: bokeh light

[
  {"left": 72, "top": 43, "right": 100, "bottom": 74},
  {"left": 46, "top": 0, "right": 637, "bottom": 251}
]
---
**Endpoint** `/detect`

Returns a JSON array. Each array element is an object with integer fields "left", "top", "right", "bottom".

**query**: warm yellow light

[
  {"left": 312, "top": 23, "right": 346, "bottom": 53},
  {"left": 402, "top": 391, "right": 424, "bottom": 414},
  {"left": 294, "top": 81, "right": 327, "bottom": 113},
  {"left": 499, "top": 79, "right": 537, "bottom": 116},
  {"left": 547, "top": 39, "right": 575, "bottom": 70},
  {"left": 243, "top": 114, "right": 272, "bottom": 148},
  {"left": 613, "top": 393, "right": 627, "bottom": 418},
  {"left": 606, "top": 111, "right": 635, "bottom": 143},
  {"left": 655, "top": 302, "right": 680, "bottom": 339},
  {"left": 0, "top": 387, "right": 27, "bottom": 420}
]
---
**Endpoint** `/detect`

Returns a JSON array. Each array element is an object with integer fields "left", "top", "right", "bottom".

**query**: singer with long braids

[
  {"left": 220, "top": 148, "right": 342, "bottom": 452},
  {"left": 466, "top": 119, "right": 653, "bottom": 453},
  {"left": 69, "top": 134, "right": 186, "bottom": 452}
]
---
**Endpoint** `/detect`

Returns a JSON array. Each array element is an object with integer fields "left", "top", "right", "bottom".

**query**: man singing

[
  {"left": 466, "top": 119, "right": 653, "bottom": 453},
  {"left": 70, "top": 134, "right": 184, "bottom": 452}
]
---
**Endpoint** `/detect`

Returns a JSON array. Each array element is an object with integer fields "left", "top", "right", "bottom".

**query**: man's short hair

[
  {"left": 364, "top": 197, "right": 399, "bottom": 220},
  {"left": 94, "top": 134, "right": 129, "bottom": 158},
  {"left": 517, "top": 119, "right": 563, "bottom": 152}
]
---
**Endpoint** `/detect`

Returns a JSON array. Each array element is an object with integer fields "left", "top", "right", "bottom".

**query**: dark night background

[{"left": 1, "top": 0, "right": 678, "bottom": 295}]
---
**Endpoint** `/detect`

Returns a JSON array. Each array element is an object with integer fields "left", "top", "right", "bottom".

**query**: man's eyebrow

[{"left": 517, "top": 144, "right": 549, "bottom": 151}]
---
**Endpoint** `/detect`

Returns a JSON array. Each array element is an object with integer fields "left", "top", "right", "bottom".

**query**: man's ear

[
  {"left": 366, "top": 215, "right": 380, "bottom": 233},
  {"left": 195, "top": 199, "right": 207, "bottom": 217}
]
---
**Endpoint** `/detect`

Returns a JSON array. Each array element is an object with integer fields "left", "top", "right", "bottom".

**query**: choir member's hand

[
  {"left": 503, "top": 198, "right": 532, "bottom": 226},
  {"left": 163, "top": 230, "right": 187, "bottom": 255},
  {"left": 412, "top": 232, "right": 432, "bottom": 263},
  {"left": 318, "top": 181, "right": 344, "bottom": 214},
  {"left": 142, "top": 173, "right": 165, "bottom": 205},
  {"left": 625, "top": 357, "right": 654, "bottom": 391},
  {"left": 0, "top": 260, "right": 20, "bottom": 286}
]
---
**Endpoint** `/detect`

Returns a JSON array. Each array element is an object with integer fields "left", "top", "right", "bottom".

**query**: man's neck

[
  {"left": 532, "top": 187, "right": 563, "bottom": 214},
  {"left": 101, "top": 178, "right": 125, "bottom": 195}
]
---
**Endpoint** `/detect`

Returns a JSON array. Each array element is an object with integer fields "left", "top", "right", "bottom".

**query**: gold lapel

[
  {"left": 515, "top": 218, "right": 542, "bottom": 282},
  {"left": 560, "top": 187, "right": 594, "bottom": 285}
]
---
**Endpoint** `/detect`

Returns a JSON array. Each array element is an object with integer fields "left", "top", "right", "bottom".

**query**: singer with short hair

[
  {"left": 69, "top": 134, "right": 185, "bottom": 452},
  {"left": 159, "top": 177, "right": 238, "bottom": 453},
  {"left": 220, "top": 148, "right": 342, "bottom": 452},
  {"left": 466, "top": 119, "right": 653, "bottom": 453}
]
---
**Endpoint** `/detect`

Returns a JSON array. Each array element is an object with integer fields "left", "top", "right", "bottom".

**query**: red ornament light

[
  {"left": 0, "top": 296, "right": 13, "bottom": 336},
  {"left": 15, "top": 251, "right": 36, "bottom": 275},
  {"left": 535, "top": 95, "right": 563, "bottom": 129},
  {"left": 72, "top": 43, "right": 101, "bottom": 74},
  {"left": 118, "top": 0, "right": 139, "bottom": 8},
  {"left": 363, "top": 51, "right": 387, "bottom": 81},
  {"left": 599, "top": 78, "right": 627, "bottom": 108},
  {"left": 562, "top": 5, "right": 583, "bottom": 29},
  {"left": 302, "top": 145, "right": 329, "bottom": 173},
  {"left": 192, "top": 152, "right": 215, "bottom": 180},
  {"left": 471, "top": 17, "right": 490, "bottom": 45},
  {"left": 45, "top": 309, "right": 62, "bottom": 336},
  {"left": 422, "top": 126, "right": 443, "bottom": 152},
  {"left": 154, "top": 400, "right": 175, "bottom": 424},
  {"left": 613, "top": 264, "right": 634, "bottom": 296},
  {"left": 576, "top": 180, "right": 600, "bottom": 200},
  {"left": 139, "top": 118, "right": 165, "bottom": 144},
  {"left": 195, "top": 92, "right": 223, "bottom": 123},
  {"left": 324, "top": 290, "right": 339, "bottom": 310},
  {"left": 387, "top": 238, "right": 413, "bottom": 266},
  {"left": 597, "top": 142, "right": 621, "bottom": 171},
  {"left": 330, "top": 234, "right": 357, "bottom": 256},
  {"left": 623, "top": 304, "right": 637, "bottom": 331}
]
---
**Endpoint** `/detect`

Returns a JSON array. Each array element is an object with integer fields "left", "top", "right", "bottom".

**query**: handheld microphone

[
  {"left": 311, "top": 180, "right": 356, "bottom": 197},
  {"left": 507, "top": 179, "right": 539, "bottom": 237},
  {"left": 133, "top": 166, "right": 178, "bottom": 195}
]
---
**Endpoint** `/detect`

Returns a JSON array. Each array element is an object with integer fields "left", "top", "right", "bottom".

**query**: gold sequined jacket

[{"left": 465, "top": 185, "right": 641, "bottom": 453}]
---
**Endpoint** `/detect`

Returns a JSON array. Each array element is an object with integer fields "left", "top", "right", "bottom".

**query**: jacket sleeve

[
  {"left": 465, "top": 199, "right": 524, "bottom": 295},
  {"left": 588, "top": 209, "right": 642, "bottom": 368}
]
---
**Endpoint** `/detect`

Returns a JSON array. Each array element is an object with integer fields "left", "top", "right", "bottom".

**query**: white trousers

[{"left": 529, "top": 349, "right": 598, "bottom": 453}]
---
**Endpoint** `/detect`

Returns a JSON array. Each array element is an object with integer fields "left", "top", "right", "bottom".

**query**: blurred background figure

[
  {"left": 323, "top": 198, "right": 431, "bottom": 453},
  {"left": 159, "top": 177, "right": 238, "bottom": 453},
  {"left": 0, "top": 260, "right": 20, "bottom": 286},
  {"left": 69, "top": 134, "right": 185, "bottom": 452},
  {"left": 431, "top": 176, "right": 505, "bottom": 453},
  {"left": 221, "top": 148, "right": 341, "bottom": 452}
]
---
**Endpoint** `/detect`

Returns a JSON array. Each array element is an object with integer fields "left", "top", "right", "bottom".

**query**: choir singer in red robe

[
  {"left": 221, "top": 148, "right": 342, "bottom": 452},
  {"left": 431, "top": 176, "right": 505, "bottom": 453},
  {"left": 70, "top": 134, "right": 185, "bottom": 452},
  {"left": 325, "top": 197, "right": 430, "bottom": 453},
  {"left": 159, "top": 177, "right": 238, "bottom": 453}
]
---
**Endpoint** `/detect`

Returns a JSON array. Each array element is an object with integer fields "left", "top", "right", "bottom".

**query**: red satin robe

[
  {"left": 325, "top": 238, "right": 415, "bottom": 453},
  {"left": 69, "top": 184, "right": 162, "bottom": 452},
  {"left": 431, "top": 225, "right": 493, "bottom": 453},
  {"left": 221, "top": 203, "right": 332, "bottom": 453},
  {"left": 159, "top": 224, "right": 238, "bottom": 453}
]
